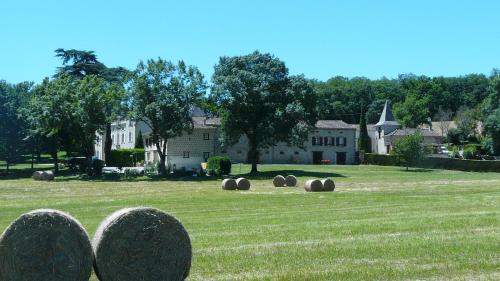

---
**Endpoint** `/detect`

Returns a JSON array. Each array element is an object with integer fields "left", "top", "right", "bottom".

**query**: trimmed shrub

[
  {"left": 221, "top": 178, "right": 237, "bottom": 190},
  {"left": 273, "top": 175, "right": 286, "bottom": 187},
  {"left": 304, "top": 179, "right": 322, "bottom": 192},
  {"left": 285, "top": 175, "right": 297, "bottom": 187},
  {"left": 365, "top": 153, "right": 500, "bottom": 172},
  {"left": 236, "top": 178, "right": 251, "bottom": 190},
  {"left": 0, "top": 209, "right": 93, "bottom": 281},
  {"left": 321, "top": 179, "right": 335, "bottom": 191},
  {"left": 92, "top": 207, "right": 192, "bottom": 281},
  {"left": 107, "top": 149, "right": 145, "bottom": 168},
  {"left": 206, "top": 156, "right": 231, "bottom": 176}
]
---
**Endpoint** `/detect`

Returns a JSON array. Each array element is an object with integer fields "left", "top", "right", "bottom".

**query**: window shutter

[{"left": 336, "top": 137, "right": 339, "bottom": 146}]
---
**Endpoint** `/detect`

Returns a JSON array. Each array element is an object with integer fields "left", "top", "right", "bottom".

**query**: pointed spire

[{"left": 375, "top": 100, "right": 399, "bottom": 127}]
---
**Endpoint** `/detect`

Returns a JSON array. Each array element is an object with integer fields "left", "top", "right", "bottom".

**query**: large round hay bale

[
  {"left": 0, "top": 209, "right": 93, "bottom": 281},
  {"left": 93, "top": 207, "right": 192, "bottom": 281},
  {"left": 236, "top": 177, "right": 251, "bottom": 190},
  {"left": 273, "top": 175, "right": 286, "bottom": 187},
  {"left": 321, "top": 179, "right": 335, "bottom": 191},
  {"left": 221, "top": 178, "right": 237, "bottom": 190},
  {"left": 304, "top": 179, "right": 323, "bottom": 192},
  {"left": 285, "top": 175, "right": 297, "bottom": 187}
]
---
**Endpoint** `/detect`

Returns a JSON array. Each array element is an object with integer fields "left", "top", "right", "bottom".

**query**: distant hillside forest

[{"left": 1, "top": 49, "right": 500, "bottom": 170}]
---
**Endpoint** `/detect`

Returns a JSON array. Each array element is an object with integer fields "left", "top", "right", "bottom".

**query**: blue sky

[{"left": 1, "top": 0, "right": 499, "bottom": 84}]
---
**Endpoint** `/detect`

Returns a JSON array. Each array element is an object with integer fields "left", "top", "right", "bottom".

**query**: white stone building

[
  {"left": 94, "top": 120, "right": 150, "bottom": 161},
  {"left": 356, "top": 100, "right": 444, "bottom": 154}
]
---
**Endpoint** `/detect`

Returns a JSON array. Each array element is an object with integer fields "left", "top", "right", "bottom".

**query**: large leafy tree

[
  {"left": 0, "top": 81, "right": 33, "bottom": 171},
  {"left": 393, "top": 92, "right": 431, "bottom": 128},
  {"left": 392, "top": 132, "right": 430, "bottom": 171},
  {"left": 26, "top": 77, "right": 77, "bottom": 172},
  {"left": 55, "top": 48, "right": 129, "bottom": 162},
  {"left": 131, "top": 58, "right": 205, "bottom": 175},
  {"left": 211, "top": 51, "right": 318, "bottom": 173}
]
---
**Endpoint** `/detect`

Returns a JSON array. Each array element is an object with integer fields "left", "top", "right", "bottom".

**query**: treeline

[{"left": 1, "top": 49, "right": 500, "bottom": 174}]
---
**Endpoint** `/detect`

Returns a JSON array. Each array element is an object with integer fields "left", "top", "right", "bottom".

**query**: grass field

[{"left": 0, "top": 164, "right": 499, "bottom": 280}]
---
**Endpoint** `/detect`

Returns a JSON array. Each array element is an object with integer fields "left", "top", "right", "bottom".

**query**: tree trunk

[
  {"left": 104, "top": 123, "right": 112, "bottom": 163},
  {"left": 248, "top": 141, "right": 259, "bottom": 174},
  {"left": 155, "top": 139, "right": 168, "bottom": 175},
  {"left": 406, "top": 166, "right": 409, "bottom": 171},
  {"left": 51, "top": 139, "right": 59, "bottom": 173}
]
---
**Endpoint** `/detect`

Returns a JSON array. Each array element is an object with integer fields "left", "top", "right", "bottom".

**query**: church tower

[{"left": 373, "top": 100, "right": 400, "bottom": 154}]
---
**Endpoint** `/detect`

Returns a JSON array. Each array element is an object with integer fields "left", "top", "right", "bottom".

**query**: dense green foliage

[
  {"left": 107, "top": 149, "right": 145, "bottom": 167},
  {"left": 357, "top": 107, "right": 371, "bottom": 152},
  {"left": 391, "top": 132, "right": 430, "bottom": 170},
  {"left": 211, "top": 51, "right": 318, "bottom": 173},
  {"left": 206, "top": 156, "right": 232, "bottom": 176},
  {"left": 1, "top": 165, "right": 499, "bottom": 280},
  {"left": 131, "top": 58, "right": 205, "bottom": 175},
  {"left": 134, "top": 130, "right": 144, "bottom": 149}
]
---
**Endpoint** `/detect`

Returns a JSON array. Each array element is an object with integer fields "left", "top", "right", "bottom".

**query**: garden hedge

[
  {"left": 206, "top": 156, "right": 231, "bottom": 176},
  {"left": 364, "top": 153, "right": 500, "bottom": 172},
  {"left": 107, "top": 149, "right": 145, "bottom": 167}
]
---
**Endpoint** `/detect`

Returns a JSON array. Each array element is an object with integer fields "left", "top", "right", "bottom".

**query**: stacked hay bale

[
  {"left": 285, "top": 175, "right": 297, "bottom": 187},
  {"left": 304, "top": 179, "right": 323, "bottom": 192},
  {"left": 32, "top": 171, "right": 55, "bottom": 181},
  {"left": 221, "top": 178, "right": 237, "bottom": 190},
  {"left": 321, "top": 179, "right": 335, "bottom": 192},
  {"left": 236, "top": 178, "right": 251, "bottom": 190},
  {"left": 273, "top": 175, "right": 286, "bottom": 187},
  {"left": 92, "top": 207, "right": 192, "bottom": 281},
  {"left": 0, "top": 209, "right": 93, "bottom": 281}
]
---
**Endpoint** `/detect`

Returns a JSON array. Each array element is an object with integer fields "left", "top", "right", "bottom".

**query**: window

[
  {"left": 330, "top": 137, "right": 335, "bottom": 146},
  {"left": 183, "top": 151, "right": 190, "bottom": 158},
  {"left": 129, "top": 132, "right": 132, "bottom": 143},
  {"left": 294, "top": 151, "right": 299, "bottom": 155},
  {"left": 324, "top": 137, "right": 329, "bottom": 146},
  {"left": 121, "top": 133, "right": 125, "bottom": 144},
  {"left": 203, "top": 133, "right": 210, "bottom": 140},
  {"left": 312, "top": 137, "right": 317, "bottom": 146},
  {"left": 319, "top": 136, "right": 323, "bottom": 146},
  {"left": 203, "top": 152, "right": 210, "bottom": 161},
  {"left": 279, "top": 151, "right": 284, "bottom": 155}
]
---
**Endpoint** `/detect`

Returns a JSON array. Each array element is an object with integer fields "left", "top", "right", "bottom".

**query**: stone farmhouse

[
  {"left": 357, "top": 100, "right": 444, "bottom": 154},
  {"left": 94, "top": 113, "right": 357, "bottom": 171}
]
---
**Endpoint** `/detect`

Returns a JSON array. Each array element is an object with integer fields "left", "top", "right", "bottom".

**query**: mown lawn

[{"left": 0, "top": 165, "right": 499, "bottom": 280}]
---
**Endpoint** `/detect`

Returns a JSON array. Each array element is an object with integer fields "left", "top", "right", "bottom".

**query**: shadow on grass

[
  {"left": 236, "top": 169, "right": 346, "bottom": 180},
  {"left": 401, "top": 168, "right": 435, "bottom": 173}
]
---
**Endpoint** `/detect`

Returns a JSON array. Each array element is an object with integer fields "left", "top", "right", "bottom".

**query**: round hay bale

[
  {"left": 42, "top": 171, "right": 54, "bottom": 181},
  {"left": 236, "top": 178, "right": 251, "bottom": 190},
  {"left": 304, "top": 179, "right": 323, "bottom": 192},
  {"left": 0, "top": 209, "right": 93, "bottom": 281},
  {"left": 285, "top": 175, "right": 297, "bottom": 187},
  {"left": 32, "top": 171, "right": 44, "bottom": 180},
  {"left": 221, "top": 178, "right": 237, "bottom": 190},
  {"left": 273, "top": 175, "right": 286, "bottom": 187},
  {"left": 92, "top": 207, "right": 192, "bottom": 281},
  {"left": 321, "top": 179, "right": 335, "bottom": 191}
]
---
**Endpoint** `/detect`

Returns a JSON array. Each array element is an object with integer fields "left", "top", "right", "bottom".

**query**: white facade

[{"left": 94, "top": 120, "right": 150, "bottom": 161}]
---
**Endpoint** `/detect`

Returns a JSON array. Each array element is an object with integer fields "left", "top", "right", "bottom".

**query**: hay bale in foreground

[
  {"left": 285, "top": 175, "right": 297, "bottom": 187},
  {"left": 273, "top": 175, "right": 286, "bottom": 187},
  {"left": 304, "top": 179, "right": 323, "bottom": 192},
  {"left": 0, "top": 209, "right": 93, "bottom": 281},
  {"left": 321, "top": 179, "right": 335, "bottom": 191},
  {"left": 92, "top": 207, "right": 192, "bottom": 281},
  {"left": 221, "top": 178, "right": 237, "bottom": 190},
  {"left": 236, "top": 178, "right": 251, "bottom": 190}
]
